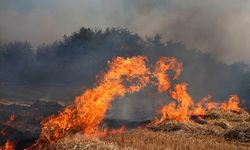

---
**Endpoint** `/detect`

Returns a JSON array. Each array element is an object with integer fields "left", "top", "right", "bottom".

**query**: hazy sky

[{"left": 0, "top": 0, "right": 250, "bottom": 64}]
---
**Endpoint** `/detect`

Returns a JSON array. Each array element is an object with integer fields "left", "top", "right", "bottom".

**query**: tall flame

[
  {"left": 32, "top": 56, "right": 150, "bottom": 145},
  {"left": 28, "top": 55, "right": 245, "bottom": 149},
  {"left": 153, "top": 57, "right": 182, "bottom": 93},
  {"left": 150, "top": 56, "right": 244, "bottom": 124},
  {"left": 157, "top": 83, "right": 194, "bottom": 122}
]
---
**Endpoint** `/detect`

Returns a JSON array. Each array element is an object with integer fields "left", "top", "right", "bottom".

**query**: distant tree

[{"left": 0, "top": 27, "right": 249, "bottom": 111}]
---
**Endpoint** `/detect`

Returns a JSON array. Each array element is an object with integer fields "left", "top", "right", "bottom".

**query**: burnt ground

[
  {"left": 0, "top": 100, "right": 145, "bottom": 149},
  {"left": 0, "top": 100, "right": 63, "bottom": 149},
  {"left": 1, "top": 100, "right": 250, "bottom": 150}
]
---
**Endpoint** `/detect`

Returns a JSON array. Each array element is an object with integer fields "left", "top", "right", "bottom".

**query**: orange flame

[
  {"left": 0, "top": 115, "right": 15, "bottom": 136},
  {"left": 28, "top": 55, "right": 245, "bottom": 148},
  {"left": 0, "top": 115, "right": 15, "bottom": 150},
  {"left": 32, "top": 56, "right": 150, "bottom": 145},
  {"left": 221, "top": 95, "right": 244, "bottom": 113},
  {"left": 75, "top": 56, "right": 150, "bottom": 135},
  {"left": 153, "top": 57, "right": 182, "bottom": 93},
  {"left": 158, "top": 87, "right": 244, "bottom": 123},
  {"left": 100, "top": 126, "right": 125, "bottom": 137},
  {"left": 0, "top": 140, "right": 15, "bottom": 150},
  {"left": 158, "top": 83, "right": 194, "bottom": 122},
  {"left": 153, "top": 57, "right": 244, "bottom": 123}
]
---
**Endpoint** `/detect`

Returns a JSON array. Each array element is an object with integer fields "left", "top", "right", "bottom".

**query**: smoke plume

[{"left": 0, "top": 0, "right": 250, "bottom": 63}]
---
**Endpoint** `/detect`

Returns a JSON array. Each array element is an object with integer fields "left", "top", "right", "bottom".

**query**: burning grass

[
  {"left": 35, "top": 133, "right": 120, "bottom": 150},
  {"left": 0, "top": 115, "right": 16, "bottom": 150},
  {"left": 4, "top": 55, "right": 249, "bottom": 149},
  {"left": 0, "top": 140, "right": 15, "bottom": 150},
  {"left": 148, "top": 110, "right": 250, "bottom": 143},
  {"left": 35, "top": 128, "right": 250, "bottom": 150},
  {"left": 33, "top": 110, "right": 250, "bottom": 150},
  {"left": 105, "top": 129, "right": 250, "bottom": 150}
]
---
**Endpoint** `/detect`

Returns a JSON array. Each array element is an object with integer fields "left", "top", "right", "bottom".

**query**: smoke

[
  {"left": 130, "top": 0, "right": 250, "bottom": 64},
  {"left": 1, "top": 0, "right": 250, "bottom": 121},
  {"left": 0, "top": 0, "right": 250, "bottom": 63}
]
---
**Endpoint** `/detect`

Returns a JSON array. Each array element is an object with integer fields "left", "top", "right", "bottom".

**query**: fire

[
  {"left": 28, "top": 55, "right": 245, "bottom": 149},
  {"left": 75, "top": 56, "right": 150, "bottom": 136},
  {"left": 151, "top": 57, "right": 244, "bottom": 124},
  {"left": 191, "top": 96, "right": 209, "bottom": 116},
  {"left": 153, "top": 57, "right": 182, "bottom": 93},
  {"left": 101, "top": 126, "right": 125, "bottom": 137},
  {"left": 0, "top": 140, "right": 15, "bottom": 150},
  {"left": 157, "top": 85, "right": 244, "bottom": 123},
  {"left": 31, "top": 56, "right": 150, "bottom": 146},
  {"left": 157, "top": 83, "right": 194, "bottom": 123},
  {"left": 0, "top": 138, "right": 14, "bottom": 150},
  {"left": 0, "top": 115, "right": 15, "bottom": 150},
  {"left": 0, "top": 115, "right": 15, "bottom": 136},
  {"left": 221, "top": 95, "right": 244, "bottom": 113}
]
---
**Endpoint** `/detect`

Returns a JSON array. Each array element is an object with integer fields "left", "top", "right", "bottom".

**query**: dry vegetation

[
  {"left": 148, "top": 111, "right": 250, "bottom": 143},
  {"left": 45, "top": 134, "right": 120, "bottom": 150},
  {"left": 148, "top": 110, "right": 250, "bottom": 142},
  {"left": 105, "top": 129, "right": 250, "bottom": 150},
  {"left": 42, "top": 128, "right": 250, "bottom": 150},
  {"left": 37, "top": 111, "right": 250, "bottom": 150}
]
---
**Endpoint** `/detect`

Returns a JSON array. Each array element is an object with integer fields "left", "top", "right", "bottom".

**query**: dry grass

[
  {"left": 39, "top": 133, "right": 120, "bottom": 150},
  {"left": 104, "top": 129, "right": 250, "bottom": 150},
  {"left": 36, "top": 111, "right": 250, "bottom": 150},
  {"left": 148, "top": 110, "right": 250, "bottom": 143},
  {"left": 37, "top": 128, "right": 250, "bottom": 150}
]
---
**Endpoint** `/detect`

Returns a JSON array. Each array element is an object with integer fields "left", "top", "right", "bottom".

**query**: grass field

[
  {"left": 45, "top": 128, "right": 249, "bottom": 150},
  {"left": 34, "top": 110, "right": 250, "bottom": 150}
]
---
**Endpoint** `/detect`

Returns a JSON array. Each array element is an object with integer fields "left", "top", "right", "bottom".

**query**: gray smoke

[
  {"left": 126, "top": 0, "right": 250, "bottom": 64},
  {"left": 1, "top": 0, "right": 250, "bottom": 121},
  {"left": 0, "top": 0, "right": 250, "bottom": 63}
]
